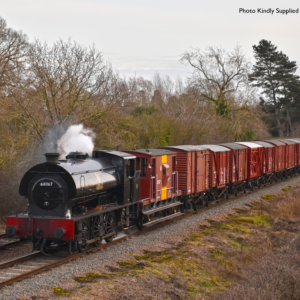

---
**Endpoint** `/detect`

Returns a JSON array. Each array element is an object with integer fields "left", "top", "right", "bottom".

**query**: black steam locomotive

[{"left": 6, "top": 151, "right": 141, "bottom": 253}]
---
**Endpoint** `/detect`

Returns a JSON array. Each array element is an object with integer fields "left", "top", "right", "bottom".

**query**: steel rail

[
  {"left": 0, "top": 174, "right": 298, "bottom": 290},
  {"left": 0, "top": 240, "right": 26, "bottom": 250},
  {"left": 0, "top": 252, "right": 42, "bottom": 271}
]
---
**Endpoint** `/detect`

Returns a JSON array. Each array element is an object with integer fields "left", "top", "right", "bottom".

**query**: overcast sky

[{"left": 1, "top": 0, "right": 299, "bottom": 79}]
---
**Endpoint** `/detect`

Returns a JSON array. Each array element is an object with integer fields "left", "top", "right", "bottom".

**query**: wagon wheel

[
  {"left": 91, "top": 216, "right": 103, "bottom": 247},
  {"left": 196, "top": 195, "right": 204, "bottom": 208},
  {"left": 77, "top": 220, "right": 90, "bottom": 252},
  {"left": 243, "top": 183, "right": 246, "bottom": 193},
  {"left": 104, "top": 213, "right": 117, "bottom": 243},
  {"left": 179, "top": 203, "right": 184, "bottom": 213},
  {"left": 257, "top": 179, "right": 261, "bottom": 189},
  {"left": 234, "top": 187, "right": 238, "bottom": 197},
  {"left": 225, "top": 188, "right": 229, "bottom": 200},
  {"left": 205, "top": 194, "right": 209, "bottom": 207}
]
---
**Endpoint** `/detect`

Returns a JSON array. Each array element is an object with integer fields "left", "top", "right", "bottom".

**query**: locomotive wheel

[
  {"left": 91, "top": 216, "right": 103, "bottom": 247},
  {"left": 104, "top": 213, "right": 117, "bottom": 243},
  {"left": 77, "top": 220, "right": 90, "bottom": 252}
]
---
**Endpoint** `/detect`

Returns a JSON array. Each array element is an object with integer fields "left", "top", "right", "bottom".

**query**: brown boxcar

[
  {"left": 264, "top": 140, "right": 286, "bottom": 173},
  {"left": 235, "top": 142, "right": 263, "bottom": 182},
  {"left": 278, "top": 139, "right": 296, "bottom": 170},
  {"left": 124, "top": 149, "right": 178, "bottom": 206},
  {"left": 162, "top": 145, "right": 210, "bottom": 196},
  {"left": 253, "top": 141, "right": 275, "bottom": 174},
  {"left": 199, "top": 145, "right": 230, "bottom": 189},
  {"left": 219, "top": 143, "right": 247, "bottom": 192},
  {"left": 287, "top": 139, "right": 300, "bottom": 167}
]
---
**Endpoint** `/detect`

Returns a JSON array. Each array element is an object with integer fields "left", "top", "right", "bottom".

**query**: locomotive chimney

[{"left": 44, "top": 153, "right": 60, "bottom": 164}]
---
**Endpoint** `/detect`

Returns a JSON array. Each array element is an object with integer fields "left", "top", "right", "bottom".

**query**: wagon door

[
  {"left": 191, "top": 152, "right": 196, "bottom": 194},
  {"left": 187, "top": 153, "right": 192, "bottom": 194},
  {"left": 219, "top": 152, "right": 227, "bottom": 186},
  {"left": 238, "top": 150, "right": 244, "bottom": 182},
  {"left": 250, "top": 149, "right": 258, "bottom": 178},
  {"left": 196, "top": 151, "right": 206, "bottom": 192}
]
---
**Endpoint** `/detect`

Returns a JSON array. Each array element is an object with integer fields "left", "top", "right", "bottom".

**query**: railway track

[
  {"left": 0, "top": 174, "right": 298, "bottom": 290},
  {"left": 0, "top": 233, "right": 29, "bottom": 251}
]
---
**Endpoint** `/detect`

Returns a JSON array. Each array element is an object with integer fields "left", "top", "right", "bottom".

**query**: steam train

[{"left": 5, "top": 138, "right": 300, "bottom": 254}]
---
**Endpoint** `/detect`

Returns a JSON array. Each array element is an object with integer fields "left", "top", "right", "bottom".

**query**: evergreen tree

[{"left": 250, "top": 40, "right": 300, "bottom": 137}]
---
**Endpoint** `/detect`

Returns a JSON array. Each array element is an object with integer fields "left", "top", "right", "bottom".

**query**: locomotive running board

[
  {"left": 142, "top": 202, "right": 182, "bottom": 215},
  {"left": 143, "top": 212, "right": 184, "bottom": 227}
]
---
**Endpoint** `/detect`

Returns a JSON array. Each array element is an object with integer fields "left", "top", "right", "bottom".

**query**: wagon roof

[
  {"left": 286, "top": 139, "right": 300, "bottom": 144},
  {"left": 277, "top": 139, "right": 295, "bottom": 145},
  {"left": 219, "top": 143, "right": 247, "bottom": 150},
  {"left": 162, "top": 145, "right": 209, "bottom": 152},
  {"left": 264, "top": 139, "right": 286, "bottom": 146},
  {"left": 127, "top": 148, "right": 176, "bottom": 156},
  {"left": 94, "top": 150, "right": 136, "bottom": 158},
  {"left": 236, "top": 142, "right": 263, "bottom": 148},
  {"left": 199, "top": 144, "right": 230, "bottom": 152},
  {"left": 253, "top": 141, "right": 275, "bottom": 148}
]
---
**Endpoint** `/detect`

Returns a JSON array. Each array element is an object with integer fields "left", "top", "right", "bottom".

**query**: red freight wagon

[
  {"left": 124, "top": 149, "right": 179, "bottom": 206},
  {"left": 124, "top": 148, "right": 184, "bottom": 229},
  {"left": 253, "top": 141, "right": 275, "bottom": 177},
  {"left": 264, "top": 140, "right": 286, "bottom": 173},
  {"left": 235, "top": 142, "right": 263, "bottom": 187},
  {"left": 278, "top": 139, "right": 296, "bottom": 171},
  {"left": 219, "top": 143, "right": 247, "bottom": 194},
  {"left": 199, "top": 145, "right": 230, "bottom": 199},
  {"left": 162, "top": 145, "right": 210, "bottom": 196},
  {"left": 287, "top": 139, "right": 300, "bottom": 167}
]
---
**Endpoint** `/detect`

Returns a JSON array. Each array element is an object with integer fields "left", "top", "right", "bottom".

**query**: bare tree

[
  {"left": 4, "top": 39, "right": 128, "bottom": 141},
  {"left": 0, "top": 16, "right": 28, "bottom": 89},
  {"left": 181, "top": 45, "right": 252, "bottom": 117}
]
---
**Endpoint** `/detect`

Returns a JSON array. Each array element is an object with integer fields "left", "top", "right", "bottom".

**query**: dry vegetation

[{"left": 25, "top": 184, "right": 300, "bottom": 300}]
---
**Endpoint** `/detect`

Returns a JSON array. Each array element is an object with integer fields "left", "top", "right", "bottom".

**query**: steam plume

[{"left": 57, "top": 124, "right": 95, "bottom": 158}]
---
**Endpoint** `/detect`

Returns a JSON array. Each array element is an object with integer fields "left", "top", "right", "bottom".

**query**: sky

[{"left": 1, "top": 0, "right": 300, "bottom": 79}]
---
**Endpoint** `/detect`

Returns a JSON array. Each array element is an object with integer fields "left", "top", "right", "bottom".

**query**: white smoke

[{"left": 57, "top": 124, "right": 96, "bottom": 158}]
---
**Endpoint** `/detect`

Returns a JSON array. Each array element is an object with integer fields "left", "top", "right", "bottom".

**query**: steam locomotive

[
  {"left": 5, "top": 139, "right": 300, "bottom": 254},
  {"left": 6, "top": 150, "right": 141, "bottom": 253}
]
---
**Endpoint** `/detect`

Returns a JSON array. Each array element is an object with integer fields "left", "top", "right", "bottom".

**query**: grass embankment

[{"left": 50, "top": 185, "right": 300, "bottom": 300}]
